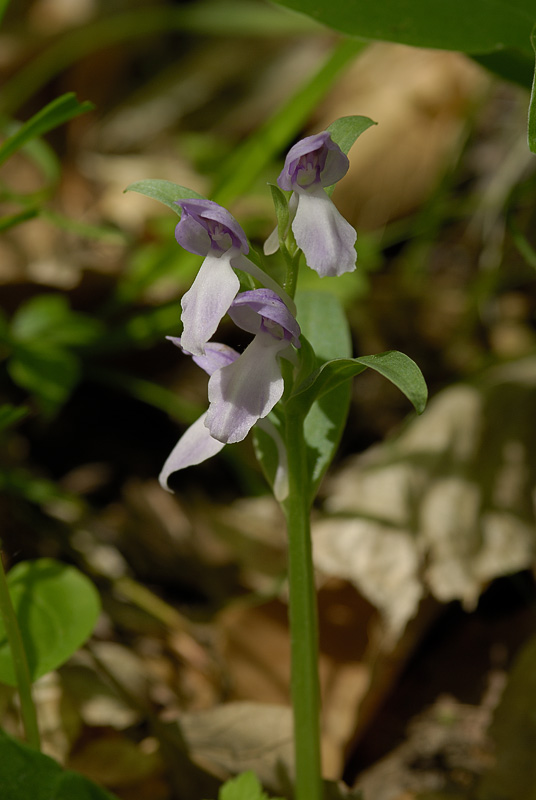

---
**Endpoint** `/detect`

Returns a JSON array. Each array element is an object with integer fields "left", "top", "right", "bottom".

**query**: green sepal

[
  {"left": 325, "top": 115, "right": 377, "bottom": 196},
  {"left": 268, "top": 182, "right": 290, "bottom": 245},
  {"left": 124, "top": 179, "right": 205, "bottom": 216},
  {"left": 293, "top": 333, "right": 319, "bottom": 388},
  {"left": 326, "top": 115, "right": 377, "bottom": 155}
]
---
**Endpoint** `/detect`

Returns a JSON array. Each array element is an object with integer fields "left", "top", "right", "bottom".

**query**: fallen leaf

[
  {"left": 314, "top": 357, "right": 536, "bottom": 639},
  {"left": 177, "top": 702, "right": 294, "bottom": 794}
]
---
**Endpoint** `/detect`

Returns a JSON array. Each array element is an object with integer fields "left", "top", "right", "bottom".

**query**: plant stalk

[
  {"left": 283, "top": 410, "right": 322, "bottom": 800},
  {"left": 0, "top": 547, "right": 40, "bottom": 749}
]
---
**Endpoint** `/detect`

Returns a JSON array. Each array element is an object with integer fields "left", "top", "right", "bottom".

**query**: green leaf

[
  {"left": 293, "top": 350, "right": 428, "bottom": 415},
  {"left": 0, "top": 559, "right": 101, "bottom": 686},
  {"left": 0, "top": 0, "right": 11, "bottom": 26},
  {"left": 272, "top": 0, "right": 535, "bottom": 54},
  {"left": 0, "top": 208, "right": 39, "bottom": 233},
  {"left": 477, "top": 634, "right": 536, "bottom": 800},
  {"left": 474, "top": 49, "right": 534, "bottom": 90},
  {"left": 8, "top": 345, "right": 80, "bottom": 415},
  {"left": 0, "top": 93, "right": 94, "bottom": 168},
  {"left": 0, "top": 467, "right": 80, "bottom": 510},
  {"left": 124, "top": 179, "right": 205, "bottom": 216},
  {"left": 0, "top": 404, "right": 29, "bottom": 433},
  {"left": 41, "top": 210, "right": 127, "bottom": 242},
  {"left": 0, "top": 728, "right": 118, "bottom": 799},
  {"left": 207, "top": 770, "right": 284, "bottom": 800},
  {"left": 529, "top": 23, "right": 536, "bottom": 153},
  {"left": 10, "top": 293, "right": 103, "bottom": 347},
  {"left": 295, "top": 291, "right": 353, "bottom": 500}
]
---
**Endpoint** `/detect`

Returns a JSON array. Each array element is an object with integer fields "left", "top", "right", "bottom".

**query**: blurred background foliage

[{"left": 1, "top": 0, "right": 536, "bottom": 798}]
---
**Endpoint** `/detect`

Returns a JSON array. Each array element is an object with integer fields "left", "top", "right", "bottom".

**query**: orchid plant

[{"left": 127, "top": 115, "right": 427, "bottom": 800}]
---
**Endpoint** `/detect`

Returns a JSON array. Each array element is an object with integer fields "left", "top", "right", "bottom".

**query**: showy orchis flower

[
  {"left": 158, "top": 340, "right": 237, "bottom": 489},
  {"left": 264, "top": 131, "right": 357, "bottom": 277},
  {"left": 207, "top": 288, "right": 300, "bottom": 443},
  {"left": 159, "top": 289, "right": 300, "bottom": 498},
  {"left": 176, "top": 198, "right": 294, "bottom": 356}
]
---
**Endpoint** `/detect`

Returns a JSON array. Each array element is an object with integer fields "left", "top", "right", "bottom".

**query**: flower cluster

[{"left": 160, "top": 130, "right": 356, "bottom": 496}]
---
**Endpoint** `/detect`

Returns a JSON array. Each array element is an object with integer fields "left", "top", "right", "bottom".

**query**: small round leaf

[{"left": 0, "top": 559, "right": 101, "bottom": 686}]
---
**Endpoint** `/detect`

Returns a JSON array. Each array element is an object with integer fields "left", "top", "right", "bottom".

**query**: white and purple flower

[
  {"left": 265, "top": 131, "right": 357, "bottom": 277},
  {"left": 176, "top": 198, "right": 294, "bottom": 356},
  {"left": 159, "top": 288, "right": 300, "bottom": 499}
]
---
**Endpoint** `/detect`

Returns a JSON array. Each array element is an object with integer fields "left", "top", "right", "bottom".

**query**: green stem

[
  {"left": 284, "top": 251, "right": 301, "bottom": 300},
  {"left": 283, "top": 410, "right": 322, "bottom": 800},
  {"left": 0, "top": 548, "right": 40, "bottom": 749}
]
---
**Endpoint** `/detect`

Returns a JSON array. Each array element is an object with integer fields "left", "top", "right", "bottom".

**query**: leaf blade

[
  {"left": 0, "top": 93, "right": 94, "bottom": 167},
  {"left": 0, "top": 728, "right": 119, "bottom": 799},
  {"left": 293, "top": 351, "right": 428, "bottom": 415},
  {"left": 0, "top": 559, "right": 101, "bottom": 686},
  {"left": 272, "top": 0, "right": 535, "bottom": 54}
]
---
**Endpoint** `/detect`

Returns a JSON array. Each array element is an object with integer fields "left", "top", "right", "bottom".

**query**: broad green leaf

[
  {"left": 0, "top": 728, "right": 118, "bottom": 799},
  {"left": 474, "top": 49, "right": 535, "bottom": 90},
  {"left": 124, "top": 179, "right": 205, "bottom": 216},
  {"left": 529, "top": 24, "right": 536, "bottom": 153},
  {"left": 10, "top": 293, "right": 103, "bottom": 347},
  {"left": 293, "top": 350, "right": 428, "bottom": 415},
  {"left": 253, "top": 292, "right": 352, "bottom": 502},
  {"left": 0, "top": 93, "right": 94, "bottom": 168},
  {"left": 8, "top": 345, "right": 80, "bottom": 415},
  {"left": 0, "top": 559, "right": 100, "bottom": 686},
  {"left": 295, "top": 291, "right": 353, "bottom": 500},
  {"left": 272, "top": 0, "right": 535, "bottom": 54}
]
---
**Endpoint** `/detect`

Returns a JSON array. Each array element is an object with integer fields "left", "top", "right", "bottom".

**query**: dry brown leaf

[
  {"left": 314, "top": 357, "right": 536, "bottom": 640},
  {"left": 355, "top": 680, "right": 504, "bottom": 800},
  {"left": 177, "top": 701, "right": 294, "bottom": 794}
]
